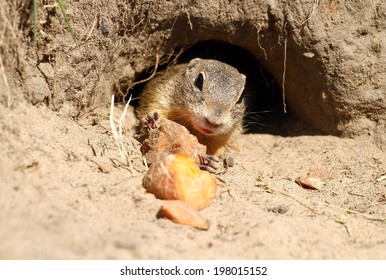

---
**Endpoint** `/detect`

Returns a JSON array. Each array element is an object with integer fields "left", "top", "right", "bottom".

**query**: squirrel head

[{"left": 180, "top": 58, "right": 246, "bottom": 136}]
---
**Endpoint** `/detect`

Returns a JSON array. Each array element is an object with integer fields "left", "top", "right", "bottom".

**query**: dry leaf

[{"left": 295, "top": 170, "right": 325, "bottom": 190}]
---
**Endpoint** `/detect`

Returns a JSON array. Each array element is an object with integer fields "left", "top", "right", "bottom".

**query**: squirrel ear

[
  {"left": 187, "top": 58, "right": 202, "bottom": 68},
  {"left": 185, "top": 58, "right": 202, "bottom": 76},
  {"left": 189, "top": 58, "right": 202, "bottom": 65},
  {"left": 240, "top": 73, "right": 246, "bottom": 85}
]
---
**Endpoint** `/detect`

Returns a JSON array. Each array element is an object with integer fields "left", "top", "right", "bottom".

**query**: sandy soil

[
  {"left": 0, "top": 0, "right": 385, "bottom": 260},
  {"left": 1, "top": 100, "right": 385, "bottom": 259}
]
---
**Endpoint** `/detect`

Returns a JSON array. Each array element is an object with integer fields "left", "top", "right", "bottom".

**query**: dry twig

[
  {"left": 126, "top": 54, "right": 160, "bottom": 96},
  {"left": 256, "top": 176, "right": 386, "bottom": 224}
]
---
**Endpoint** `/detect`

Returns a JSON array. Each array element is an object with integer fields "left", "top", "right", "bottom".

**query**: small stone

[{"left": 95, "top": 157, "right": 113, "bottom": 173}]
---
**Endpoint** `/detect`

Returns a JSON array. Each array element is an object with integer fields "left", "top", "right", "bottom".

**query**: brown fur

[{"left": 136, "top": 58, "right": 246, "bottom": 156}]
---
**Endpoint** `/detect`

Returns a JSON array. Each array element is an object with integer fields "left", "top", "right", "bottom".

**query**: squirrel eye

[{"left": 194, "top": 73, "right": 204, "bottom": 91}]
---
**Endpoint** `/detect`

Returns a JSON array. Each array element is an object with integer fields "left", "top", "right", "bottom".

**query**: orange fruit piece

[
  {"left": 143, "top": 153, "right": 217, "bottom": 210},
  {"left": 159, "top": 200, "right": 209, "bottom": 230},
  {"left": 141, "top": 118, "right": 207, "bottom": 165}
]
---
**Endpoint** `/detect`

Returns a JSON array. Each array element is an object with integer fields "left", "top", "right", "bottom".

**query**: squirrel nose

[{"left": 204, "top": 117, "right": 223, "bottom": 128}]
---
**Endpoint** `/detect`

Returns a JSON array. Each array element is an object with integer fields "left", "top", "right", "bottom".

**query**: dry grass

[
  {"left": 0, "top": 56, "right": 11, "bottom": 107},
  {"left": 299, "top": 0, "right": 320, "bottom": 26},
  {"left": 109, "top": 94, "right": 134, "bottom": 173},
  {"left": 0, "top": 2, "right": 15, "bottom": 108}
]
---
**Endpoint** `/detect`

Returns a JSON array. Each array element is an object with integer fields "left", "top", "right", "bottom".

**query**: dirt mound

[
  {"left": 0, "top": 0, "right": 385, "bottom": 259},
  {"left": 2, "top": 0, "right": 385, "bottom": 147}
]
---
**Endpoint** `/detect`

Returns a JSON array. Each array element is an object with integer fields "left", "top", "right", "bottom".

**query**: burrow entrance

[{"left": 124, "top": 40, "right": 289, "bottom": 134}]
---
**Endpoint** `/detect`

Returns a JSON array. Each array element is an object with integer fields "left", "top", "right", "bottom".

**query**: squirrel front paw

[
  {"left": 141, "top": 111, "right": 161, "bottom": 132},
  {"left": 198, "top": 154, "right": 234, "bottom": 174}
]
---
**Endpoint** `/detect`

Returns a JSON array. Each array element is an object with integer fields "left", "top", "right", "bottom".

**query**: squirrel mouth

[
  {"left": 194, "top": 122, "right": 221, "bottom": 136},
  {"left": 197, "top": 127, "right": 215, "bottom": 135},
  {"left": 191, "top": 117, "right": 222, "bottom": 136},
  {"left": 191, "top": 121, "right": 215, "bottom": 135}
]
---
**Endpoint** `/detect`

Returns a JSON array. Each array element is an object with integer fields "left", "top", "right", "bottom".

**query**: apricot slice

[
  {"left": 141, "top": 117, "right": 206, "bottom": 165},
  {"left": 143, "top": 153, "right": 217, "bottom": 210},
  {"left": 158, "top": 200, "right": 209, "bottom": 230}
]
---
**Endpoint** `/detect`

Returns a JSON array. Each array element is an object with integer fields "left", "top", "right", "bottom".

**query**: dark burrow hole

[{"left": 126, "top": 40, "right": 287, "bottom": 134}]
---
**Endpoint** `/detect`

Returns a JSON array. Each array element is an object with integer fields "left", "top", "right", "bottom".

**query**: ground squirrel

[{"left": 136, "top": 58, "right": 246, "bottom": 157}]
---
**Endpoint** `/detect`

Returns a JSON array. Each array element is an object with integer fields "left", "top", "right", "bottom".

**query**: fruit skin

[
  {"left": 142, "top": 153, "right": 217, "bottom": 210},
  {"left": 158, "top": 200, "right": 209, "bottom": 231},
  {"left": 141, "top": 118, "right": 207, "bottom": 166}
]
